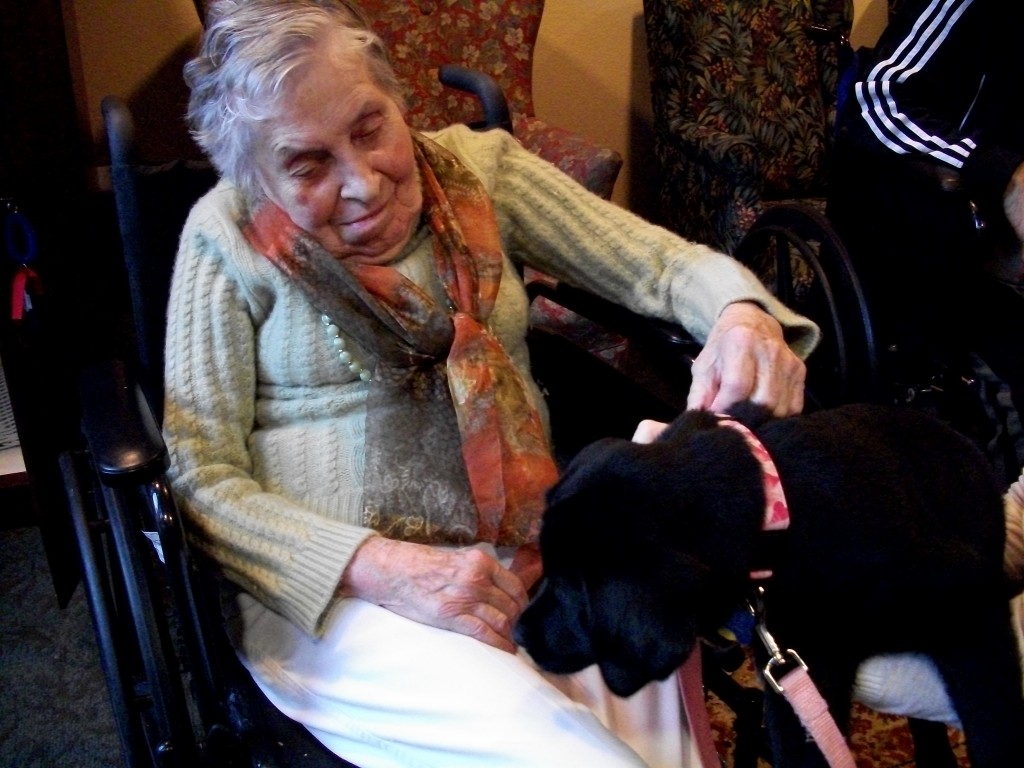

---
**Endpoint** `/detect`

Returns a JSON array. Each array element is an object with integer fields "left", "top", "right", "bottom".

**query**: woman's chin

[{"left": 327, "top": 232, "right": 411, "bottom": 265}]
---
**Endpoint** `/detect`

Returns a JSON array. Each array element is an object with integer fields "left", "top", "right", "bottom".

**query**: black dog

[{"left": 515, "top": 402, "right": 1024, "bottom": 767}]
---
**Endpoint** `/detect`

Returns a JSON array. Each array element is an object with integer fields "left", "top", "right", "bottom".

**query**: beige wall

[
  {"left": 534, "top": 0, "right": 652, "bottom": 214},
  {"left": 850, "top": 0, "right": 888, "bottom": 50},
  {"left": 64, "top": 0, "right": 202, "bottom": 167},
  {"left": 66, "top": 0, "right": 888, "bottom": 213}
]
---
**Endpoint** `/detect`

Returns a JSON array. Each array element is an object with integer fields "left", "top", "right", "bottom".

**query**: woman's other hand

[
  {"left": 686, "top": 301, "right": 806, "bottom": 416},
  {"left": 339, "top": 537, "right": 529, "bottom": 653},
  {"left": 631, "top": 419, "right": 668, "bottom": 444}
]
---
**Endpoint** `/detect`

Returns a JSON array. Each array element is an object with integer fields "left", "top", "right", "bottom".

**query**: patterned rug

[{"left": 0, "top": 526, "right": 121, "bottom": 767}]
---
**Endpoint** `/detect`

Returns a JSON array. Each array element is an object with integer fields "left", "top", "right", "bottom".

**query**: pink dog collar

[
  {"left": 714, "top": 419, "right": 857, "bottom": 766},
  {"left": 716, "top": 415, "right": 790, "bottom": 578}
]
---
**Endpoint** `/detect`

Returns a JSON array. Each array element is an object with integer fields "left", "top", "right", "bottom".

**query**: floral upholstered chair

[
  {"left": 361, "top": 0, "right": 623, "bottom": 199},
  {"left": 643, "top": 0, "right": 852, "bottom": 252}
]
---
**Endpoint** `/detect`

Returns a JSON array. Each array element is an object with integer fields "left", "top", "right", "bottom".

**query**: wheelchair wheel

[
  {"left": 734, "top": 202, "right": 879, "bottom": 410},
  {"left": 60, "top": 450, "right": 200, "bottom": 768},
  {"left": 61, "top": 451, "right": 145, "bottom": 767}
]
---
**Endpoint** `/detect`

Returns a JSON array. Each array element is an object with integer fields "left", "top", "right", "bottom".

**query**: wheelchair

[
  {"left": 61, "top": 74, "right": 952, "bottom": 768},
  {"left": 62, "top": 85, "right": 701, "bottom": 768},
  {"left": 61, "top": 95, "right": 349, "bottom": 768},
  {"left": 824, "top": 149, "right": 1024, "bottom": 485}
]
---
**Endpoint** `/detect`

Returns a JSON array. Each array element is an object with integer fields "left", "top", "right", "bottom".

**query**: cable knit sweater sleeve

[
  {"left": 163, "top": 183, "right": 375, "bottom": 637},
  {"left": 432, "top": 126, "right": 820, "bottom": 357}
]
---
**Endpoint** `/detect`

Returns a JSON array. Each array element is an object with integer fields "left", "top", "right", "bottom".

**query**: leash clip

[
  {"left": 751, "top": 585, "right": 808, "bottom": 694},
  {"left": 750, "top": 590, "right": 857, "bottom": 767}
]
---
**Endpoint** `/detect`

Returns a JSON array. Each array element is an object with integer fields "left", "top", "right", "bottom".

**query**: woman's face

[{"left": 253, "top": 36, "right": 422, "bottom": 264}]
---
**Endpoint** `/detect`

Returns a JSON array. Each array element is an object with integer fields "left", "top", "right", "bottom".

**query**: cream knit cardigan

[{"left": 163, "top": 125, "right": 820, "bottom": 637}]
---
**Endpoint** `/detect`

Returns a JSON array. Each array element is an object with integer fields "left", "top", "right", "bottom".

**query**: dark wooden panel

[{"left": 0, "top": 0, "right": 101, "bottom": 604}]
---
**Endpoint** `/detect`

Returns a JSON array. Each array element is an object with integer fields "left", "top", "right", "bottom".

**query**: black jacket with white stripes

[{"left": 838, "top": 0, "right": 1023, "bottom": 219}]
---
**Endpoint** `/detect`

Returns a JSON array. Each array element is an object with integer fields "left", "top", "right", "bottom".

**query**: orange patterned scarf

[{"left": 243, "top": 132, "right": 557, "bottom": 547}]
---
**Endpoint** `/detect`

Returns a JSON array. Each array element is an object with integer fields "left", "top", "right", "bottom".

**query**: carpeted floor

[{"left": 0, "top": 524, "right": 122, "bottom": 768}]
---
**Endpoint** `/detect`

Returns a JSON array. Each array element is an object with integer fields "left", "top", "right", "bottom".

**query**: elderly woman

[{"left": 167, "top": 1, "right": 818, "bottom": 766}]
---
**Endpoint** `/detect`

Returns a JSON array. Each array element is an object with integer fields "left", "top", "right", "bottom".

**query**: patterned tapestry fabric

[
  {"left": 515, "top": 117, "right": 623, "bottom": 201},
  {"left": 361, "top": 0, "right": 622, "bottom": 198},
  {"left": 363, "top": 0, "right": 541, "bottom": 130},
  {"left": 644, "top": 0, "right": 852, "bottom": 251}
]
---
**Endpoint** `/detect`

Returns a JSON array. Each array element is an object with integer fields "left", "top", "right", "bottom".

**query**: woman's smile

[{"left": 336, "top": 201, "right": 388, "bottom": 237}]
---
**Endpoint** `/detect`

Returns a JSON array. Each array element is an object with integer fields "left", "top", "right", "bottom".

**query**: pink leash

[
  {"left": 677, "top": 650, "right": 722, "bottom": 768},
  {"left": 674, "top": 417, "right": 857, "bottom": 768},
  {"left": 776, "top": 668, "right": 857, "bottom": 768},
  {"left": 753, "top": 584, "right": 856, "bottom": 768}
]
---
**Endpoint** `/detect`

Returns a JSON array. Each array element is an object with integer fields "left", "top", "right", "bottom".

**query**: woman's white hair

[{"left": 185, "top": 0, "right": 404, "bottom": 203}]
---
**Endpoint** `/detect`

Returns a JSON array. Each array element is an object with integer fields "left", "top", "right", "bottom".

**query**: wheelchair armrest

[
  {"left": 78, "top": 358, "right": 169, "bottom": 485},
  {"left": 527, "top": 280, "right": 702, "bottom": 363},
  {"left": 438, "top": 64, "right": 514, "bottom": 134}
]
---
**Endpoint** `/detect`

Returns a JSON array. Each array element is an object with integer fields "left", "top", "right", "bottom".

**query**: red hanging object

[
  {"left": 10, "top": 264, "right": 42, "bottom": 321},
  {"left": 4, "top": 202, "right": 41, "bottom": 321}
]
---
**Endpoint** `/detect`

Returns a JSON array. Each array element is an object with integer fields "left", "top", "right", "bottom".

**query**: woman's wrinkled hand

[
  {"left": 686, "top": 301, "right": 806, "bottom": 417},
  {"left": 339, "top": 537, "right": 529, "bottom": 653}
]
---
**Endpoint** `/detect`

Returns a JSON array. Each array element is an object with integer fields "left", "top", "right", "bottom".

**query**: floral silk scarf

[{"left": 242, "top": 132, "right": 558, "bottom": 548}]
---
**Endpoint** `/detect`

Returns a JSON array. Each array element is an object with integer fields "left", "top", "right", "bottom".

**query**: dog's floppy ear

[
  {"left": 588, "top": 549, "right": 708, "bottom": 697},
  {"left": 514, "top": 466, "right": 609, "bottom": 674}
]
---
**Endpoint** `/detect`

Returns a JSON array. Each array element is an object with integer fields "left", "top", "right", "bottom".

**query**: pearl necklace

[{"left": 321, "top": 314, "right": 371, "bottom": 382}]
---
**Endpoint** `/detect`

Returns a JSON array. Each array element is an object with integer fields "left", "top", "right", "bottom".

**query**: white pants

[{"left": 235, "top": 591, "right": 703, "bottom": 768}]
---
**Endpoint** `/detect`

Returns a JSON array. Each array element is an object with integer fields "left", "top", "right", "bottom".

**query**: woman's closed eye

[
  {"left": 352, "top": 113, "right": 385, "bottom": 143},
  {"left": 288, "top": 150, "right": 331, "bottom": 180}
]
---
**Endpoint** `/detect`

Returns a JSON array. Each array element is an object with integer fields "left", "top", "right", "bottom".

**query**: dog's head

[{"left": 516, "top": 409, "right": 763, "bottom": 697}]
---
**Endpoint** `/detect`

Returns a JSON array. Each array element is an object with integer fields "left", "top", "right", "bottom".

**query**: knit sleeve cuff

[
  {"left": 278, "top": 522, "right": 378, "bottom": 637},
  {"left": 667, "top": 249, "right": 822, "bottom": 360}
]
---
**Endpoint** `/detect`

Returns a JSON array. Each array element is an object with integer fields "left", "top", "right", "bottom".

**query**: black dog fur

[{"left": 515, "top": 402, "right": 1024, "bottom": 767}]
